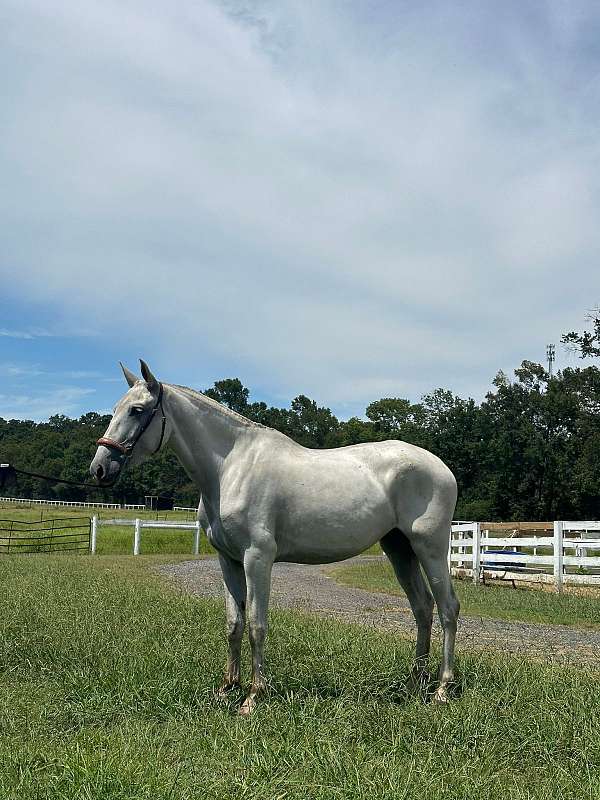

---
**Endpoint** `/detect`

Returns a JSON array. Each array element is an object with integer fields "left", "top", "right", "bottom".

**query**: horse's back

[{"left": 265, "top": 435, "right": 455, "bottom": 505}]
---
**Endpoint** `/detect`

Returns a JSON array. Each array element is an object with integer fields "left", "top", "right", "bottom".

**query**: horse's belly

[
  {"left": 274, "top": 497, "right": 395, "bottom": 564},
  {"left": 275, "top": 534, "right": 384, "bottom": 564}
]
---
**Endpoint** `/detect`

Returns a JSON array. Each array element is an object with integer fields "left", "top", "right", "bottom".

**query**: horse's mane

[{"left": 168, "top": 384, "right": 268, "bottom": 430}]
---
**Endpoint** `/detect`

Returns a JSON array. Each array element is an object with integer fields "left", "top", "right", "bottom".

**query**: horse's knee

[
  {"left": 449, "top": 591, "right": 460, "bottom": 619},
  {"left": 226, "top": 613, "right": 244, "bottom": 642},
  {"left": 438, "top": 593, "right": 460, "bottom": 629},
  {"left": 452, "top": 593, "right": 460, "bottom": 616}
]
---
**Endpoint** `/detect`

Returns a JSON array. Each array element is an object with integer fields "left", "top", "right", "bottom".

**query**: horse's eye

[{"left": 130, "top": 406, "right": 144, "bottom": 415}]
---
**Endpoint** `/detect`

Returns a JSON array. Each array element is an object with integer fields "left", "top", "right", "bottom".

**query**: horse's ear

[
  {"left": 139, "top": 359, "right": 159, "bottom": 392},
  {"left": 120, "top": 362, "right": 139, "bottom": 388}
]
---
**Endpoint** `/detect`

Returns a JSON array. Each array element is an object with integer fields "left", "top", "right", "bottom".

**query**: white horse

[{"left": 90, "top": 361, "right": 459, "bottom": 714}]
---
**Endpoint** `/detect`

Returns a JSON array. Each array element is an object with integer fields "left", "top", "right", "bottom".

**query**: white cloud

[
  {"left": 0, "top": 328, "right": 53, "bottom": 340},
  {"left": 0, "top": 363, "right": 43, "bottom": 377},
  {"left": 0, "top": 326, "right": 96, "bottom": 340},
  {"left": 0, "top": 363, "right": 112, "bottom": 382},
  {"left": 0, "top": 387, "right": 95, "bottom": 421},
  {"left": 1, "top": 1, "right": 600, "bottom": 412}
]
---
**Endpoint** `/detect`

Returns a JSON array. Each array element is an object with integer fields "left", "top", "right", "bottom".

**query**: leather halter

[{"left": 96, "top": 383, "right": 167, "bottom": 458}]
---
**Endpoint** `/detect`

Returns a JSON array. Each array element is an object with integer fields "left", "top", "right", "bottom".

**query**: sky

[{"left": 1, "top": 0, "right": 600, "bottom": 421}]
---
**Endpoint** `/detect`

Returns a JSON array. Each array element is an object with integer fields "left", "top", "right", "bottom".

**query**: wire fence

[{"left": 0, "top": 516, "right": 91, "bottom": 554}]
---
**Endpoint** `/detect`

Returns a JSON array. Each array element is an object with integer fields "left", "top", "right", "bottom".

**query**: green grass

[
  {"left": 327, "top": 558, "right": 600, "bottom": 628},
  {"left": 0, "top": 503, "right": 215, "bottom": 556},
  {"left": 1, "top": 555, "right": 600, "bottom": 798}
]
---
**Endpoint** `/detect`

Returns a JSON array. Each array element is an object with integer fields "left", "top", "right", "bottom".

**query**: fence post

[
  {"left": 472, "top": 522, "right": 481, "bottom": 584},
  {"left": 134, "top": 518, "right": 141, "bottom": 556},
  {"left": 192, "top": 521, "right": 200, "bottom": 556},
  {"left": 91, "top": 515, "right": 98, "bottom": 554},
  {"left": 447, "top": 529, "right": 453, "bottom": 573},
  {"left": 553, "top": 520, "right": 564, "bottom": 593}
]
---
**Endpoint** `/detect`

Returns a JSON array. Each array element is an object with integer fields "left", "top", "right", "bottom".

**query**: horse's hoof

[
  {"left": 216, "top": 682, "right": 239, "bottom": 701},
  {"left": 238, "top": 695, "right": 257, "bottom": 716},
  {"left": 432, "top": 687, "right": 450, "bottom": 704},
  {"left": 406, "top": 670, "right": 430, "bottom": 694},
  {"left": 238, "top": 701, "right": 253, "bottom": 716}
]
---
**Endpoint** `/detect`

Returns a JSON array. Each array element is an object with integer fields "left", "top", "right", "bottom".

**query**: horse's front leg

[
  {"left": 239, "top": 542, "right": 276, "bottom": 716},
  {"left": 217, "top": 553, "right": 246, "bottom": 697}
]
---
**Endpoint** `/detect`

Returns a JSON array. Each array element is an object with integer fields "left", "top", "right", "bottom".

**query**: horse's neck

[{"left": 164, "top": 384, "right": 250, "bottom": 500}]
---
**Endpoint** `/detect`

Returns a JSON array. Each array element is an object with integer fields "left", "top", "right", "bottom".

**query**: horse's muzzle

[{"left": 90, "top": 446, "right": 124, "bottom": 486}]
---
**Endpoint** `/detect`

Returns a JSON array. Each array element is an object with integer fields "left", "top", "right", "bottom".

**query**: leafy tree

[
  {"left": 562, "top": 309, "right": 600, "bottom": 358},
  {"left": 421, "top": 388, "right": 484, "bottom": 517},
  {"left": 365, "top": 398, "right": 427, "bottom": 445},
  {"left": 287, "top": 395, "right": 339, "bottom": 448},
  {"left": 477, "top": 362, "right": 585, "bottom": 520},
  {"left": 334, "top": 417, "right": 376, "bottom": 446},
  {"left": 204, "top": 379, "right": 249, "bottom": 413},
  {"left": 558, "top": 366, "right": 600, "bottom": 518}
]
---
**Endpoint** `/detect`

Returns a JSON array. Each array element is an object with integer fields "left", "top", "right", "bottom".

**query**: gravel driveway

[{"left": 159, "top": 556, "right": 600, "bottom": 667}]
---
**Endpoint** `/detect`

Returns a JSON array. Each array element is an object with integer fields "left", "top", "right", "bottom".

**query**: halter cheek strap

[{"left": 96, "top": 383, "right": 167, "bottom": 458}]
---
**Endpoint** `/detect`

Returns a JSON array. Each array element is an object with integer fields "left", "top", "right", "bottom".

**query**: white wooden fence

[
  {"left": 0, "top": 495, "right": 120, "bottom": 509},
  {"left": 0, "top": 496, "right": 145, "bottom": 510},
  {"left": 450, "top": 521, "right": 600, "bottom": 591},
  {"left": 91, "top": 516, "right": 201, "bottom": 555}
]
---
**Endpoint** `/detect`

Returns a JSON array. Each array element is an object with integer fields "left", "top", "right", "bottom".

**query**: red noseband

[{"left": 96, "top": 437, "right": 130, "bottom": 455}]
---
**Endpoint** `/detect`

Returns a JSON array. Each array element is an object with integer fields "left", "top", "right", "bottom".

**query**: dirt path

[{"left": 159, "top": 557, "right": 600, "bottom": 667}]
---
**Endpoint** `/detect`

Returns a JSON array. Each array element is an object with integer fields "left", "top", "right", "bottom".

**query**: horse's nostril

[{"left": 96, "top": 464, "right": 104, "bottom": 480}]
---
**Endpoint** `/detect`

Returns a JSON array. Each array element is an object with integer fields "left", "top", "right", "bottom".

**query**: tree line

[{"left": 1, "top": 317, "right": 599, "bottom": 520}]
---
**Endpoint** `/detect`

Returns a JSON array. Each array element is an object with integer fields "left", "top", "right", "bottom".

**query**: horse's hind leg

[
  {"left": 408, "top": 525, "right": 460, "bottom": 703},
  {"left": 380, "top": 528, "right": 434, "bottom": 685}
]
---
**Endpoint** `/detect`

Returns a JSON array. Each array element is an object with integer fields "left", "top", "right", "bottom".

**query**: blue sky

[{"left": 1, "top": 0, "right": 599, "bottom": 421}]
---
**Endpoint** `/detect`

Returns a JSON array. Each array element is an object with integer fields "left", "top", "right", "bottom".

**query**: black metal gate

[{"left": 0, "top": 517, "right": 92, "bottom": 554}]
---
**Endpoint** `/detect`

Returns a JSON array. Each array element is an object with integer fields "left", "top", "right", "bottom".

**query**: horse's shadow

[{"left": 215, "top": 667, "right": 466, "bottom": 716}]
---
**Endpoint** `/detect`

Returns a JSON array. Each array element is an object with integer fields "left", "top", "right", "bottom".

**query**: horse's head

[{"left": 90, "top": 359, "right": 168, "bottom": 486}]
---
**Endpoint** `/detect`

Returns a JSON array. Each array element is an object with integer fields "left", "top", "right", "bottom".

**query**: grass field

[
  {"left": 0, "top": 503, "right": 215, "bottom": 556},
  {"left": 327, "top": 558, "right": 600, "bottom": 629},
  {"left": 0, "top": 554, "right": 600, "bottom": 799}
]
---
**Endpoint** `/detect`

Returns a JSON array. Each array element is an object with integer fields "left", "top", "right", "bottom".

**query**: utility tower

[{"left": 546, "top": 343, "right": 555, "bottom": 377}]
